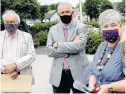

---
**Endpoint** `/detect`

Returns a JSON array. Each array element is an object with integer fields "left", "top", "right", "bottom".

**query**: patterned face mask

[
  {"left": 102, "top": 29, "right": 119, "bottom": 43},
  {"left": 4, "top": 24, "right": 19, "bottom": 33}
]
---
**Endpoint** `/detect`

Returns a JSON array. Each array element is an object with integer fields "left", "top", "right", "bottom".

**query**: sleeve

[
  {"left": 0, "top": 59, "right": 7, "bottom": 70},
  {"left": 46, "top": 27, "right": 68, "bottom": 57},
  {"left": 15, "top": 34, "right": 35, "bottom": 71},
  {"left": 56, "top": 25, "right": 90, "bottom": 54},
  {"left": 123, "top": 42, "right": 126, "bottom": 76}
]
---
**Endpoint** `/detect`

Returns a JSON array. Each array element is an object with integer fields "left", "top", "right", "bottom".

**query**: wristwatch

[{"left": 108, "top": 84, "right": 113, "bottom": 92}]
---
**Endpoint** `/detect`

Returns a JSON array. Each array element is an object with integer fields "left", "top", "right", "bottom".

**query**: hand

[
  {"left": 88, "top": 75, "right": 98, "bottom": 92},
  {"left": 1, "top": 66, "right": 6, "bottom": 73},
  {"left": 89, "top": 84, "right": 100, "bottom": 93},
  {"left": 9, "top": 71, "right": 18, "bottom": 80},
  {"left": 53, "top": 42, "right": 58, "bottom": 48},
  {"left": 73, "top": 35, "right": 82, "bottom": 43},
  {"left": 89, "top": 82, "right": 96, "bottom": 91},
  {"left": 4, "top": 63, "right": 17, "bottom": 74},
  {"left": 97, "top": 84, "right": 109, "bottom": 94}
]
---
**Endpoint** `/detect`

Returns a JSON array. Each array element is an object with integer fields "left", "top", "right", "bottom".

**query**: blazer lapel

[
  {"left": 69, "top": 19, "right": 77, "bottom": 41},
  {"left": 57, "top": 23, "right": 65, "bottom": 42}
]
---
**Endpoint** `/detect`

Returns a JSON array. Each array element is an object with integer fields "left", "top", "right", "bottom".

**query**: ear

[
  {"left": 57, "top": 13, "right": 60, "bottom": 16},
  {"left": 118, "top": 27, "right": 123, "bottom": 37},
  {"left": 72, "top": 11, "right": 75, "bottom": 17},
  {"left": 120, "top": 24, "right": 122, "bottom": 28}
]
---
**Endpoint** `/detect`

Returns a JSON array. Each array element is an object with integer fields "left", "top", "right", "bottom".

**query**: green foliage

[
  {"left": 34, "top": 31, "right": 48, "bottom": 47},
  {"left": 85, "top": 0, "right": 113, "bottom": 20},
  {"left": 30, "top": 21, "right": 58, "bottom": 35},
  {"left": 116, "top": 1, "right": 126, "bottom": 16},
  {"left": 1, "top": 0, "right": 40, "bottom": 20},
  {"left": 40, "top": 5, "right": 48, "bottom": 22},
  {"left": 86, "top": 30, "right": 102, "bottom": 54},
  {"left": 86, "top": 21, "right": 100, "bottom": 28},
  {"left": 48, "top": 4, "right": 58, "bottom": 11},
  {"left": 30, "top": 21, "right": 58, "bottom": 47},
  {"left": 100, "top": 0, "right": 113, "bottom": 13}
]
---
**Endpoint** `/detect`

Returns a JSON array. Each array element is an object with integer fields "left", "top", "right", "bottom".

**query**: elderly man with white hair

[
  {"left": 89, "top": 9, "right": 126, "bottom": 93},
  {"left": 47, "top": 2, "right": 91, "bottom": 93},
  {"left": 0, "top": 10, "right": 35, "bottom": 93}
]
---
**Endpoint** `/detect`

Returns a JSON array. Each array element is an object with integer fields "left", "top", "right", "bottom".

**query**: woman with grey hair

[{"left": 88, "top": 9, "right": 126, "bottom": 93}]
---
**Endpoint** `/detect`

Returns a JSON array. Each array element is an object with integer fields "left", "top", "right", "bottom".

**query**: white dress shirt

[{"left": 2, "top": 31, "right": 18, "bottom": 66}]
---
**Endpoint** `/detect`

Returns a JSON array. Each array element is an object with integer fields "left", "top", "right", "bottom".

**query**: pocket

[
  {"left": 81, "top": 57, "right": 90, "bottom": 67},
  {"left": 82, "top": 60, "right": 89, "bottom": 67}
]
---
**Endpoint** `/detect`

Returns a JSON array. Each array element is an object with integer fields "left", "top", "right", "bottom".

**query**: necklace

[{"left": 96, "top": 42, "right": 118, "bottom": 71}]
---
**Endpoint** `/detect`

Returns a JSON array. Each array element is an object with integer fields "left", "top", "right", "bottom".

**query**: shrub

[
  {"left": 86, "top": 30, "right": 102, "bottom": 54},
  {"left": 30, "top": 21, "right": 57, "bottom": 35},
  {"left": 34, "top": 38, "right": 40, "bottom": 48},
  {"left": 86, "top": 21, "right": 100, "bottom": 28},
  {"left": 35, "top": 31, "right": 48, "bottom": 46},
  {"left": 30, "top": 21, "right": 57, "bottom": 47}
]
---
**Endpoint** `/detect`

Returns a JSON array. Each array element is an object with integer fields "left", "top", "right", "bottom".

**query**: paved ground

[
  {"left": 31, "top": 47, "right": 94, "bottom": 93},
  {"left": 35, "top": 46, "right": 47, "bottom": 55},
  {"left": 31, "top": 55, "right": 53, "bottom": 93}
]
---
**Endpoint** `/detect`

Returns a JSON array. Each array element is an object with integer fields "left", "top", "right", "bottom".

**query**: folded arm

[
  {"left": 56, "top": 25, "right": 89, "bottom": 54},
  {"left": 47, "top": 28, "right": 68, "bottom": 57}
]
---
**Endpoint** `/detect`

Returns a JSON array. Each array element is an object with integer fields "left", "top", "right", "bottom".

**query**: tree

[
  {"left": 116, "top": 1, "right": 125, "bottom": 16},
  {"left": 40, "top": 5, "right": 48, "bottom": 22},
  {"left": 85, "top": 0, "right": 113, "bottom": 21},
  {"left": 100, "top": 0, "right": 113, "bottom": 13},
  {"left": 1, "top": 0, "right": 40, "bottom": 32},
  {"left": 48, "top": 4, "right": 58, "bottom": 11}
]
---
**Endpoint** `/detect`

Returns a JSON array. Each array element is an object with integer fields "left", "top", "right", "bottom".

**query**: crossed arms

[{"left": 47, "top": 25, "right": 90, "bottom": 58}]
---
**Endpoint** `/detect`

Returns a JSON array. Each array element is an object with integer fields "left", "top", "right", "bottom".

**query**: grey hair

[
  {"left": 99, "top": 9, "right": 122, "bottom": 27},
  {"left": 57, "top": 2, "right": 73, "bottom": 13},
  {"left": 2, "top": 10, "right": 20, "bottom": 24}
]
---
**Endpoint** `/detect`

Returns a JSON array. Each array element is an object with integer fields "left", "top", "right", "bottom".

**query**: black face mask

[{"left": 60, "top": 14, "right": 72, "bottom": 24}]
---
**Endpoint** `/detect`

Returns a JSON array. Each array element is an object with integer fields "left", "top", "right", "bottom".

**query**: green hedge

[
  {"left": 30, "top": 21, "right": 57, "bottom": 47},
  {"left": 34, "top": 31, "right": 48, "bottom": 47},
  {"left": 86, "top": 21, "right": 100, "bottom": 28},
  {"left": 30, "top": 21, "right": 57, "bottom": 35},
  {"left": 86, "top": 30, "right": 102, "bottom": 54}
]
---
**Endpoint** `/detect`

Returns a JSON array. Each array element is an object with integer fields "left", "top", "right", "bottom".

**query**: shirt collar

[{"left": 6, "top": 30, "right": 18, "bottom": 38}]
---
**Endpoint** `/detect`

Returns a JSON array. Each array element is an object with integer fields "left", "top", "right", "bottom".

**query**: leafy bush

[
  {"left": 34, "top": 38, "right": 40, "bottom": 48},
  {"left": 34, "top": 31, "right": 48, "bottom": 47},
  {"left": 30, "top": 21, "right": 57, "bottom": 35},
  {"left": 37, "top": 31, "right": 48, "bottom": 46},
  {"left": 86, "top": 21, "right": 100, "bottom": 28},
  {"left": 86, "top": 30, "right": 102, "bottom": 54},
  {"left": 30, "top": 21, "right": 57, "bottom": 47}
]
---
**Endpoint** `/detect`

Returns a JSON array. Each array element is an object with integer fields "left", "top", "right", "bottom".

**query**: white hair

[
  {"left": 99, "top": 9, "right": 122, "bottom": 27},
  {"left": 2, "top": 10, "right": 20, "bottom": 24},
  {"left": 57, "top": 2, "right": 73, "bottom": 13}
]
